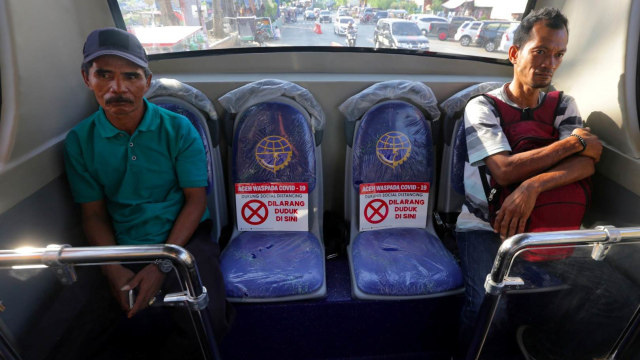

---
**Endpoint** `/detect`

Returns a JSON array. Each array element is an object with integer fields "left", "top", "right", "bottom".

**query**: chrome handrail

[
  {"left": 0, "top": 244, "right": 219, "bottom": 360},
  {"left": 466, "top": 226, "right": 640, "bottom": 360}
]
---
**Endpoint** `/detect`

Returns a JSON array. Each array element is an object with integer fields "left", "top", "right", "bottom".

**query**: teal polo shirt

[{"left": 64, "top": 99, "right": 210, "bottom": 245}]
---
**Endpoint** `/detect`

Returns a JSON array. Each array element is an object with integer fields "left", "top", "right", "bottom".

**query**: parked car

[
  {"left": 454, "top": 20, "right": 482, "bottom": 46},
  {"left": 412, "top": 14, "right": 447, "bottom": 36},
  {"left": 429, "top": 16, "right": 476, "bottom": 40},
  {"left": 474, "top": 21, "right": 516, "bottom": 51},
  {"left": 318, "top": 10, "right": 332, "bottom": 23},
  {"left": 372, "top": 10, "right": 388, "bottom": 23},
  {"left": 334, "top": 16, "right": 356, "bottom": 35},
  {"left": 373, "top": 18, "right": 429, "bottom": 50},
  {"left": 498, "top": 22, "right": 520, "bottom": 52},
  {"left": 388, "top": 9, "right": 407, "bottom": 19},
  {"left": 304, "top": 9, "right": 316, "bottom": 20}
]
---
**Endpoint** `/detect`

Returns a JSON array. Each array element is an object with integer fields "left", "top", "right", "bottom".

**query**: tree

[
  {"left": 155, "top": 0, "right": 179, "bottom": 25},
  {"left": 431, "top": 0, "right": 442, "bottom": 12}
]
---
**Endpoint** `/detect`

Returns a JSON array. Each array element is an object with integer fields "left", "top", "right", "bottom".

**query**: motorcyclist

[
  {"left": 347, "top": 22, "right": 357, "bottom": 36},
  {"left": 346, "top": 22, "right": 357, "bottom": 46}
]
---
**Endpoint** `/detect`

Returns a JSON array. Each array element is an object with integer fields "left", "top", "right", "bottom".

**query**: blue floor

[{"left": 219, "top": 256, "right": 463, "bottom": 359}]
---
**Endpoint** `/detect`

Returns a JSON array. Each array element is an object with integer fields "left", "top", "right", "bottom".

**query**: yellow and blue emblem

[
  {"left": 376, "top": 131, "right": 411, "bottom": 168},
  {"left": 255, "top": 135, "right": 293, "bottom": 172}
]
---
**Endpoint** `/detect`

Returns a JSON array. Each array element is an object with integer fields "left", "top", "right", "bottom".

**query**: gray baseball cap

[{"left": 83, "top": 27, "right": 148, "bottom": 68}]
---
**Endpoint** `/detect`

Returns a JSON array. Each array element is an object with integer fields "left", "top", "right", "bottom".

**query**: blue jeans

[{"left": 455, "top": 230, "right": 501, "bottom": 349}]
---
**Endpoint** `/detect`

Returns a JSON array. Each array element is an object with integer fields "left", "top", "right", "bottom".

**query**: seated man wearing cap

[{"left": 63, "top": 27, "right": 233, "bottom": 356}]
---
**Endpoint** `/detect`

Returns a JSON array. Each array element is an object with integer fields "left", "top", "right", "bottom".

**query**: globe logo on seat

[
  {"left": 376, "top": 131, "right": 411, "bottom": 168},
  {"left": 255, "top": 135, "right": 293, "bottom": 172}
]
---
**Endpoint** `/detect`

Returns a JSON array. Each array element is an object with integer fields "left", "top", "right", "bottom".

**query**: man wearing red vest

[{"left": 453, "top": 7, "right": 630, "bottom": 359}]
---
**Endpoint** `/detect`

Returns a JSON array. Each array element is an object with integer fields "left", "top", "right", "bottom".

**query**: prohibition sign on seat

[
  {"left": 364, "top": 199, "right": 388, "bottom": 224},
  {"left": 242, "top": 200, "right": 269, "bottom": 225}
]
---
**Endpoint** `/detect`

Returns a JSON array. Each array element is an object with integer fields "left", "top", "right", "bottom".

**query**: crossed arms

[{"left": 484, "top": 127, "right": 602, "bottom": 240}]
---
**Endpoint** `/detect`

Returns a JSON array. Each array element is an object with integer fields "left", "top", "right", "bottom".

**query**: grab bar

[
  {"left": 466, "top": 226, "right": 640, "bottom": 360},
  {"left": 0, "top": 244, "right": 219, "bottom": 360}
]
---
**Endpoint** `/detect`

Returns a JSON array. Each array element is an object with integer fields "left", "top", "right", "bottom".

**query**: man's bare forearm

[
  {"left": 486, "top": 128, "right": 601, "bottom": 186},
  {"left": 165, "top": 187, "right": 207, "bottom": 247},
  {"left": 520, "top": 155, "right": 594, "bottom": 195},
  {"left": 81, "top": 200, "right": 117, "bottom": 247},
  {"left": 486, "top": 135, "right": 584, "bottom": 186}
]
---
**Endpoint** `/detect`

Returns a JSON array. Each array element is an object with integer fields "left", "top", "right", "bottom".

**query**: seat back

[
  {"left": 339, "top": 80, "right": 440, "bottom": 241},
  {"left": 351, "top": 100, "right": 434, "bottom": 234},
  {"left": 219, "top": 79, "right": 325, "bottom": 238},
  {"left": 437, "top": 82, "right": 502, "bottom": 224},
  {"left": 145, "top": 78, "right": 228, "bottom": 241}
]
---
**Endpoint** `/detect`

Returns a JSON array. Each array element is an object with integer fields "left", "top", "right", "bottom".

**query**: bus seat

[
  {"left": 339, "top": 80, "right": 463, "bottom": 299},
  {"left": 217, "top": 79, "right": 326, "bottom": 302},
  {"left": 145, "top": 78, "right": 228, "bottom": 242},
  {"left": 437, "top": 82, "right": 502, "bottom": 226}
]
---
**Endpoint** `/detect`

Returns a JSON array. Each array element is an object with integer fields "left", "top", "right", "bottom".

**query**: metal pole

[
  {"left": 464, "top": 227, "right": 640, "bottom": 360},
  {"left": 464, "top": 293, "right": 501, "bottom": 360},
  {"left": 0, "top": 244, "right": 219, "bottom": 360}
]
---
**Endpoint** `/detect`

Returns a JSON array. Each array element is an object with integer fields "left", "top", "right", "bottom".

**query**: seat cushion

[
  {"left": 233, "top": 101, "right": 316, "bottom": 191},
  {"left": 352, "top": 228, "right": 463, "bottom": 296},
  {"left": 221, "top": 231, "right": 324, "bottom": 298}
]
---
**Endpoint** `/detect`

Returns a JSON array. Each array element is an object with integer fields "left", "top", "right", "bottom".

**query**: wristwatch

[
  {"left": 571, "top": 133, "right": 587, "bottom": 152},
  {"left": 154, "top": 259, "right": 173, "bottom": 273}
]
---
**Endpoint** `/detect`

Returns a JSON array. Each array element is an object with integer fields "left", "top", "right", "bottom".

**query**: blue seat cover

[
  {"left": 352, "top": 101, "right": 433, "bottom": 188},
  {"left": 223, "top": 100, "right": 324, "bottom": 300},
  {"left": 451, "top": 121, "right": 468, "bottom": 195},
  {"left": 350, "top": 100, "right": 462, "bottom": 297},
  {"left": 157, "top": 103, "right": 214, "bottom": 194},
  {"left": 233, "top": 102, "right": 316, "bottom": 191},
  {"left": 221, "top": 231, "right": 324, "bottom": 298},
  {"left": 352, "top": 228, "right": 463, "bottom": 296}
]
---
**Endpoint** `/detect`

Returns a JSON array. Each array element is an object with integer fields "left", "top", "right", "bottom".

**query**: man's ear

[
  {"left": 145, "top": 72, "right": 152, "bottom": 89},
  {"left": 508, "top": 45, "right": 519, "bottom": 64},
  {"left": 81, "top": 69, "right": 91, "bottom": 87}
]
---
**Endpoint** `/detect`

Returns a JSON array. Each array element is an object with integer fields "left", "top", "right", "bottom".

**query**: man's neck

[
  {"left": 506, "top": 81, "right": 541, "bottom": 109},
  {"left": 105, "top": 104, "right": 146, "bottom": 135}
]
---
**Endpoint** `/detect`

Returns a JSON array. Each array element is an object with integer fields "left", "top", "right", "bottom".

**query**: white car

[
  {"left": 498, "top": 22, "right": 520, "bottom": 52},
  {"left": 334, "top": 16, "right": 356, "bottom": 35},
  {"left": 412, "top": 15, "right": 447, "bottom": 36},
  {"left": 454, "top": 21, "right": 482, "bottom": 46},
  {"left": 304, "top": 9, "right": 316, "bottom": 21}
]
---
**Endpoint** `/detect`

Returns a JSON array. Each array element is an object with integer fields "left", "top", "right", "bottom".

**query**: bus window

[{"left": 110, "top": 0, "right": 529, "bottom": 60}]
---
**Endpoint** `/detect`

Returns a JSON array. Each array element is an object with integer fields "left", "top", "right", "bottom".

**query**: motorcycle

[
  {"left": 359, "top": 13, "right": 373, "bottom": 24},
  {"left": 346, "top": 29, "right": 357, "bottom": 47},
  {"left": 255, "top": 27, "right": 269, "bottom": 46}
]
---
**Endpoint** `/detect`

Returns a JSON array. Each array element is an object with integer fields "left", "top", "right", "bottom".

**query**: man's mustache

[{"left": 106, "top": 96, "right": 134, "bottom": 105}]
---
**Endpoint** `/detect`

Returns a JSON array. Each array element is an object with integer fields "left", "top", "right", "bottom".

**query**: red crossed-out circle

[
  {"left": 241, "top": 200, "right": 269, "bottom": 225},
  {"left": 364, "top": 199, "right": 388, "bottom": 224}
]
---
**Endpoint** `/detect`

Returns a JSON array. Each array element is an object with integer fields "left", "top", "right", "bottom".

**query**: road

[{"left": 262, "top": 16, "right": 507, "bottom": 60}]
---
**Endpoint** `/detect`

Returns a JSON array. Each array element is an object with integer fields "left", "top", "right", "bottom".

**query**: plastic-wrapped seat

[
  {"left": 436, "top": 82, "right": 502, "bottom": 225},
  {"left": 218, "top": 79, "right": 326, "bottom": 302},
  {"left": 339, "top": 80, "right": 463, "bottom": 299},
  {"left": 145, "top": 78, "right": 228, "bottom": 241}
]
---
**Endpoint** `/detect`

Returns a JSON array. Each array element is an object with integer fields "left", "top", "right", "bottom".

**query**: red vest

[{"left": 481, "top": 91, "right": 591, "bottom": 262}]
